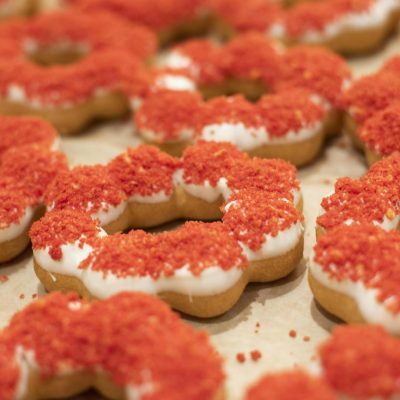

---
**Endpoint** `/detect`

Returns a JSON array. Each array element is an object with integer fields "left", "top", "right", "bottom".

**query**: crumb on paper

[
  {"left": 32, "top": 294, "right": 38, "bottom": 299},
  {"left": 19, "top": 293, "right": 25, "bottom": 300},
  {"left": 303, "top": 335, "right": 311, "bottom": 342},
  {"left": 289, "top": 329, "right": 297, "bottom": 338},
  {"left": 0, "top": 275, "right": 9, "bottom": 283},
  {"left": 236, "top": 353, "right": 246, "bottom": 363},
  {"left": 250, "top": 350, "right": 262, "bottom": 362}
]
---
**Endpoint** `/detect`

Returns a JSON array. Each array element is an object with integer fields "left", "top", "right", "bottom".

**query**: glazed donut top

[
  {"left": 30, "top": 141, "right": 302, "bottom": 288},
  {"left": 211, "top": 0, "right": 398, "bottom": 41},
  {"left": 0, "top": 292, "right": 224, "bottom": 400},
  {"left": 245, "top": 371, "right": 336, "bottom": 400},
  {"left": 345, "top": 57, "right": 400, "bottom": 125},
  {"left": 320, "top": 325, "right": 400, "bottom": 398},
  {"left": 135, "top": 89, "right": 325, "bottom": 145},
  {"left": 160, "top": 33, "right": 351, "bottom": 107},
  {"left": 72, "top": 0, "right": 206, "bottom": 32},
  {"left": 0, "top": 10, "right": 155, "bottom": 106},
  {"left": 359, "top": 103, "right": 400, "bottom": 156},
  {"left": 0, "top": 116, "right": 67, "bottom": 234},
  {"left": 317, "top": 152, "right": 400, "bottom": 231},
  {"left": 313, "top": 223, "right": 400, "bottom": 317}
]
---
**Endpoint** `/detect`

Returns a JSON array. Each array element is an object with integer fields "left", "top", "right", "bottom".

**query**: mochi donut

[
  {"left": 0, "top": 291, "right": 225, "bottom": 400},
  {"left": 0, "top": 0, "right": 33, "bottom": 19},
  {"left": 211, "top": 0, "right": 400, "bottom": 54},
  {"left": 246, "top": 325, "right": 400, "bottom": 399},
  {"left": 344, "top": 56, "right": 400, "bottom": 152},
  {"left": 309, "top": 223, "right": 400, "bottom": 334},
  {"left": 0, "top": 116, "right": 67, "bottom": 263},
  {"left": 135, "top": 34, "right": 350, "bottom": 166},
  {"left": 316, "top": 153, "right": 400, "bottom": 236},
  {"left": 30, "top": 141, "right": 304, "bottom": 317},
  {"left": 0, "top": 10, "right": 155, "bottom": 134},
  {"left": 36, "top": 0, "right": 210, "bottom": 46}
]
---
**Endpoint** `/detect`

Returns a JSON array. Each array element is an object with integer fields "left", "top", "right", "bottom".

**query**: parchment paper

[{"left": 0, "top": 32, "right": 399, "bottom": 400}]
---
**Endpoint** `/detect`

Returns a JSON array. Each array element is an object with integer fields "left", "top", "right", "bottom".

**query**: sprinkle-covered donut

[
  {"left": 135, "top": 33, "right": 350, "bottom": 166},
  {"left": 30, "top": 141, "right": 304, "bottom": 317},
  {"left": 344, "top": 55, "right": 400, "bottom": 162},
  {"left": 37, "top": 0, "right": 400, "bottom": 53},
  {"left": 316, "top": 152, "right": 400, "bottom": 235},
  {"left": 37, "top": 0, "right": 210, "bottom": 45},
  {"left": 0, "top": 10, "right": 156, "bottom": 134},
  {"left": 246, "top": 325, "right": 400, "bottom": 398},
  {"left": 0, "top": 291, "right": 225, "bottom": 400},
  {"left": 0, "top": 116, "right": 67, "bottom": 263},
  {"left": 309, "top": 223, "right": 400, "bottom": 333}
]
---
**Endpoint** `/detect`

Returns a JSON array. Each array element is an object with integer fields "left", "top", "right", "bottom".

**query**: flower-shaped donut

[
  {"left": 246, "top": 325, "right": 400, "bottom": 399},
  {"left": 135, "top": 33, "right": 351, "bottom": 166},
  {"left": 316, "top": 152, "right": 400, "bottom": 236},
  {"left": 0, "top": 116, "right": 67, "bottom": 263},
  {"left": 0, "top": 10, "right": 156, "bottom": 134},
  {"left": 37, "top": 0, "right": 400, "bottom": 54},
  {"left": 310, "top": 223, "right": 400, "bottom": 334},
  {"left": 344, "top": 55, "right": 400, "bottom": 161},
  {"left": 0, "top": 291, "right": 225, "bottom": 400},
  {"left": 30, "top": 141, "right": 304, "bottom": 317}
]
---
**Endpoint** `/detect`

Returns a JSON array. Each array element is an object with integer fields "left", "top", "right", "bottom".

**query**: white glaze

[
  {"left": 174, "top": 169, "right": 231, "bottom": 202},
  {"left": 34, "top": 240, "right": 97, "bottom": 278},
  {"left": 239, "top": 221, "right": 304, "bottom": 261},
  {"left": 199, "top": 121, "right": 322, "bottom": 150},
  {"left": 129, "top": 191, "right": 171, "bottom": 204},
  {"left": 140, "top": 127, "right": 195, "bottom": 144},
  {"left": 81, "top": 264, "right": 244, "bottom": 298},
  {"left": 274, "top": 0, "right": 400, "bottom": 42},
  {"left": 161, "top": 51, "right": 199, "bottom": 78},
  {"left": 310, "top": 258, "right": 400, "bottom": 335},
  {"left": 89, "top": 201, "right": 128, "bottom": 226},
  {"left": 154, "top": 74, "right": 197, "bottom": 92},
  {"left": 14, "top": 346, "right": 37, "bottom": 400},
  {"left": 0, "top": 206, "right": 34, "bottom": 243}
]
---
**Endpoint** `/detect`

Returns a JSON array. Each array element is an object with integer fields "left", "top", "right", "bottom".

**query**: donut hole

[{"left": 26, "top": 42, "right": 89, "bottom": 66}]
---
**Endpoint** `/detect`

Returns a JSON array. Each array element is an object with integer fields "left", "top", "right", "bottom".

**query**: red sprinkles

[{"left": 0, "top": 292, "right": 224, "bottom": 399}]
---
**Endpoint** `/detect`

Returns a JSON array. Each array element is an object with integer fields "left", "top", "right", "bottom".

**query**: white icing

[
  {"left": 199, "top": 121, "right": 322, "bottom": 150},
  {"left": 235, "top": 221, "right": 303, "bottom": 261},
  {"left": 161, "top": 51, "right": 195, "bottom": 71},
  {"left": 89, "top": 201, "right": 127, "bottom": 226},
  {"left": 34, "top": 241, "right": 96, "bottom": 278},
  {"left": 126, "top": 370, "right": 154, "bottom": 400},
  {"left": 289, "top": 0, "right": 399, "bottom": 43},
  {"left": 310, "top": 258, "right": 400, "bottom": 335},
  {"left": 154, "top": 74, "right": 197, "bottom": 92},
  {"left": 14, "top": 346, "right": 37, "bottom": 400},
  {"left": 174, "top": 169, "right": 231, "bottom": 202},
  {"left": 140, "top": 127, "right": 195, "bottom": 143},
  {"left": 0, "top": 207, "right": 34, "bottom": 243},
  {"left": 82, "top": 264, "right": 243, "bottom": 298},
  {"left": 373, "top": 214, "right": 400, "bottom": 230},
  {"left": 129, "top": 191, "right": 171, "bottom": 204}
]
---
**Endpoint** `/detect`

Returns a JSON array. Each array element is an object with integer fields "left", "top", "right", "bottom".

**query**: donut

[
  {"left": 0, "top": 291, "right": 225, "bottom": 399},
  {"left": 0, "top": 116, "right": 67, "bottom": 263},
  {"left": 29, "top": 141, "right": 304, "bottom": 317},
  {"left": 344, "top": 56, "right": 400, "bottom": 164},
  {"left": 36, "top": 0, "right": 400, "bottom": 53},
  {"left": 309, "top": 223, "right": 400, "bottom": 333},
  {"left": 316, "top": 152, "right": 400, "bottom": 236},
  {"left": 358, "top": 103, "right": 400, "bottom": 165},
  {"left": 246, "top": 325, "right": 400, "bottom": 399},
  {"left": 245, "top": 371, "right": 336, "bottom": 400},
  {"left": 0, "top": 10, "right": 156, "bottom": 134},
  {"left": 0, "top": 0, "right": 33, "bottom": 19},
  {"left": 36, "top": 0, "right": 210, "bottom": 45},
  {"left": 135, "top": 33, "right": 350, "bottom": 166}
]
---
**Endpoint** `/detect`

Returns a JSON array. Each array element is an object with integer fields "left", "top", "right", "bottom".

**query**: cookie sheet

[{"left": 0, "top": 33, "right": 400, "bottom": 400}]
